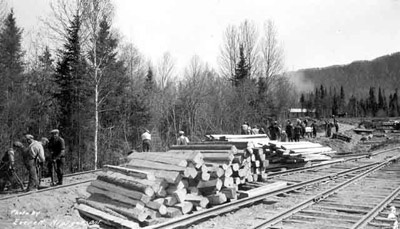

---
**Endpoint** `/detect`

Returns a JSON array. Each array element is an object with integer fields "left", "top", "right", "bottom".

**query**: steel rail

[
  {"left": 145, "top": 156, "right": 390, "bottom": 229},
  {"left": 267, "top": 147, "right": 400, "bottom": 178},
  {"left": 64, "top": 169, "right": 101, "bottom": 177},
  {"left": 0, "top": 178, "right": 95, "bottom": 201},
  {"left": 350, "top": 184, "right": 400, "bottom": 229},
  {"left": 252, "top": 154, "right": 400, "bottom": 229}
]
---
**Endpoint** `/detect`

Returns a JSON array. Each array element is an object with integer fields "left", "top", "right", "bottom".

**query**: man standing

[
  {"left": 285, "top": 120, "right": 293, "bottom": 142},
  {"left": 294, "top": 121, "right": 302, "bottom": 142},
  {"left": 177, "top": 131, "right": 189, "bottom": 145},
  {"left": 25, "top": 134, "right": 45, "bottom": 191},
  {"left": 241, "top": 122, "right": 249, "bottom": 135},
  {"left": 141, "top": 129, "right": 151, "bottom": 152},
  {"left": 311, "top": 121, "right": 317, "bottom": 138},
  {"left": 0, "top": 145, "right": 17, "bottom": 191},
  {"left": 48, "top": 129, "right": 65, "bottom": 186}
]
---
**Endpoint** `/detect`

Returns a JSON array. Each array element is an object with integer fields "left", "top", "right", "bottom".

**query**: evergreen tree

[
  {"left": 0, "top": 9, "right": 25, "bottom": 142},
  {"left": 144, "top": 66, "right": 155, "bottom": 93},
  {"left": 233, "top": 44, "right": 249, "bottom": 87},
  {"left": 368, "top": 87, "right": 377, "bottom": 116},
  {"left": 54, "top": 13, "right": 90, "bottom": 171}
]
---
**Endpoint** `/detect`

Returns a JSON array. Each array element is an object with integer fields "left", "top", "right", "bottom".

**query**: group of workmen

[
  {"left": 0, "top": 129, "right": 65, "bottom": 192},
  {"left": 242, "top": 118, "right": 338, "bottom": 142}
]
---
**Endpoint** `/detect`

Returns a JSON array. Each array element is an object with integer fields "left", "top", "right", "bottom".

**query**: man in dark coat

[
  {"left": 48, "top": 129, "right": 66, "bottom": 185},
  {"left": 285, "top": 120, "right": 293, "bottom": 142}
]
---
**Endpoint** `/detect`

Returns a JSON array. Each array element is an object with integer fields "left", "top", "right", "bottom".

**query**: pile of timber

[
  {"left": 332, "top": 132, "right": 352, "bottom": 142},
  {"left": 76, "top": 144, "right": 270, "bottom": 227},
  {"left": 264, "top": 141, "right": 334, "bottom": 171}
]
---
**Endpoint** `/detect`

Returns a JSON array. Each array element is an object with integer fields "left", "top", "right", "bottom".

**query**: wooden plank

[
  {"left": 127, "top": 152, "right": 188, "bottom": 167},
  {"left": 90, "top": 180, "right": 151, "bottom": 203},
  {"left": 76, "top": 204, "right": 140, "bottom": 228},
  {"left": 238, "top": 181, "right": 287, "bottom": 198},
  {"left": 104, "top": 165, "right": 155, "bottom": 180}
]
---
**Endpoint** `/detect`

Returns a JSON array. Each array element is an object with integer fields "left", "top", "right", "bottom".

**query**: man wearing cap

[
  {"left": 25, "top": 134, "right": 45, "bottom": 191},
  {"left": 48, "top": 129, "right": 65, "bottom": 185},
  {"left": 177, "top": 131, "right": 189, "bottom": 145},
  {"left": 141, "top": 129, "right": 151, "bottom": 152}
]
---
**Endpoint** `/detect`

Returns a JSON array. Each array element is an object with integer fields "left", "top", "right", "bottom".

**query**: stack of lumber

[
  {"left": 332, "top": 132, "right": 352, "bottom": 142},
  {"left": 204, "top": 134, "right": 269, "bottom": 149},
  {"left": 264, "top": 141, "right": 334, "bottom": 171}
]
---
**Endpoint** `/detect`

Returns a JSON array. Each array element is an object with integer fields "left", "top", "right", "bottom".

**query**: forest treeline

[
  {"left": 0, "top": 1, "right": 296, "bottom": 174},
  {"left": 300, "top": 85, "right": 400, "bottom": 118},
  {"left": 289, "top": 52, "right": 400, "bottom": 97}
]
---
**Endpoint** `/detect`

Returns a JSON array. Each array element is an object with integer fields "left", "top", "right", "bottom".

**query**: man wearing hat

[
  {"left": 48, "top": 129, "right": 65, "bottom": 185},
  {"left": 25, "top": 134, "right": 45, "bottom": 191},
  {"left": 141, "top": 129, "right": 151, "bottom": 152},
  {"left": 177, "top": 131, "right": 189, "bottom": 145}
]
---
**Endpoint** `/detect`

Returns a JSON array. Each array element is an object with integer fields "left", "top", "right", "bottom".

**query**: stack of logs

[
  {"left": 75, "top": 135, "right": 334, "bottom": 227},
  {"left": 76, "top": 141, "right": 270, "bottom": 228},
  {"left": 264, "top": 141, "right": 334, "bottom": 171}
]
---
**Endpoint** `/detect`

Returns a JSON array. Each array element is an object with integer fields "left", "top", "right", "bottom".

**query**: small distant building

[{"left": 287, "top": 108, "right": 316, "bottom": 118}]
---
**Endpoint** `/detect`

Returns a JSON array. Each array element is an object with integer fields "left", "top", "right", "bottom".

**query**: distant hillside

[{"left": 287, "top": 52, "right": 400, "bottom": 97}]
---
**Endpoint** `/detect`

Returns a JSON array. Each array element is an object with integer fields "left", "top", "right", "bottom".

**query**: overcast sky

[{"left": 7, "top": 0, "right": 400, "bottom": 72}]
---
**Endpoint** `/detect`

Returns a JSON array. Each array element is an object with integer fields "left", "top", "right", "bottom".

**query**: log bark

[
  {"left": 97, "top": 173, "right": 154, "bottom": 197},
  {"left": 87, "top": 186, "right": 147, "bottom": 207},
  {"left": 90, "top": 180, "right": 151, "bottom": 203},
  {"left": 76, "top": 198, "right": 128, "bottom": 219},
  {"left": 76, "top": 204, "right": 140, "bottom": 228},
  {"left": 106, "top": 205, "right": 149, "bottom": 222}
]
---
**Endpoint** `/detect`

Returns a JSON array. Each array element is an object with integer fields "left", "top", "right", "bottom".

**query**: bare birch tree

[
  {"left": 81, "top": 0, "right": 114, "bottom": 170},
  {"left": 219, "top": 20, "right": 258, "bottom": 80}
]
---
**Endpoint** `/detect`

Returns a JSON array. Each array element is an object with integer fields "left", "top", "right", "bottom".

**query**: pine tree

[
  {"left": 144, "top": 66, "right": 155, "bottom": 93},
  {"left": 233, "top": 44, "right": 249, "bottom": 87},
  {"left": 368, "top": 87, "right": 377, "bottom": 116},
  {"left": 0, "top": 9, "right": 25, "bottom": 142},
  {"left": 54, "top": 13, "right": 90, "bottom": 171}
]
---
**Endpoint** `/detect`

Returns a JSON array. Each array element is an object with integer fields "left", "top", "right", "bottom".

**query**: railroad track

[
  {"left": 0, "top": 169, "right": 101, "bottom": 201},
  {"left": 146, "top": 147, "right": 400, "bottom": 229},
  {"left": 251, "top": 153, "right": 400, "bottom": 229}
]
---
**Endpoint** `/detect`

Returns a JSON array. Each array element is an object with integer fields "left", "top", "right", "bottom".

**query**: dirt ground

[{"left": 0, "top": 183, "right": 91, "bottom": 229}]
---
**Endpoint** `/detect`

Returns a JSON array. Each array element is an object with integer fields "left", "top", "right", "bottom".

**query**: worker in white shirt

[{"left": 141, "top": 129, "right": 151, "bottom": 152}]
